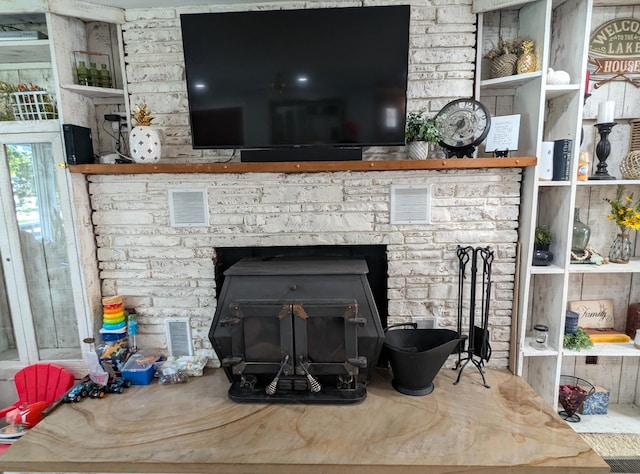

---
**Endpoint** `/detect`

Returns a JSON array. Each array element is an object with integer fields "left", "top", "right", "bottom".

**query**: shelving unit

[{"left": 474, "top": 0, "right": 640, "bottom": 434}]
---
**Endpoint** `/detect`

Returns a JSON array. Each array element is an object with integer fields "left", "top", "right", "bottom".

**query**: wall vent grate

[
  {"left": 165, "top": 317, "right": 193, "bottom": 356},
  {"left": 169, "top": 189, "right": 209, "bottom": 227},
  {"left": 390, "top": 184, "right": 431, "bottom": 224}
]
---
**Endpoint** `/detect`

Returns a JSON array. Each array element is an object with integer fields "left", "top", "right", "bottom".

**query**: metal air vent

[
  {"left": 165, "top": 317, "right": 193, "bottom": 356},
  {"left": 168, "top": 189, "right": 208, "bottom": 227},
  {"left": 390, "top": 184, "right": 431, "bottom": 224}
]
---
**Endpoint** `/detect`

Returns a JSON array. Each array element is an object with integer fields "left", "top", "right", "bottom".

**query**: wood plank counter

[{"left": 0, "top": 368, "right": 609, "bottom": 473}]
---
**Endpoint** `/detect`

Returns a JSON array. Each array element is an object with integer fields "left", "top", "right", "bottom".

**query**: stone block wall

[{"left": 85, "top": 0, "right": 522, "bottom": 368}]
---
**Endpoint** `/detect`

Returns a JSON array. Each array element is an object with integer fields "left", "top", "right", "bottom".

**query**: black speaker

[{"left": 63, "top": 124, "right": 95, "bottom": 165}]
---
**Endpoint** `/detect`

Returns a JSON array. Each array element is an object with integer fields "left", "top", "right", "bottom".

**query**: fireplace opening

[
  {"left": 211, "top": 245, "right": 388, "bottom": 403},
  {"left": 214, "top": 245, "right": 388, "bottom": 327}
]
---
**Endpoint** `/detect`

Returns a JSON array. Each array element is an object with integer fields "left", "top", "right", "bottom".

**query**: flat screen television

[{"left": 180, "top": 6, "right": 410, "bottom": 161}]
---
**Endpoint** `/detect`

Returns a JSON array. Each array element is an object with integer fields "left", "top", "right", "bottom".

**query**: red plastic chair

[{"left": 0, "top": 363, "right": 75, "bottom": 419}]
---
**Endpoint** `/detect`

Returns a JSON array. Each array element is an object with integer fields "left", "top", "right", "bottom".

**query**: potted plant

[
  {"left": 405, "top": 110, "right": 441, "bottom": 159},
  {"left": 484, "top": 37, "right": 522, "bottom": 79},
  {"left": 532, "top": 225, "right": 553, "bottom": 266}
]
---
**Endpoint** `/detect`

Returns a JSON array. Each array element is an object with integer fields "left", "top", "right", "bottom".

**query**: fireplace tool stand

[{"left": 453, "top": 245, "right": 494, "bottom": 388}]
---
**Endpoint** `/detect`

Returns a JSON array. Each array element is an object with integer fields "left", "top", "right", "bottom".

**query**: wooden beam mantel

[{"left": 68, "top": 157, "right": 536, "bottom": 175}]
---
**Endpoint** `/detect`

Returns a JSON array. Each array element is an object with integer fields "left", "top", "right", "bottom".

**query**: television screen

[{"left": 180, "top": 6, "right": 410, "bottom": 155}]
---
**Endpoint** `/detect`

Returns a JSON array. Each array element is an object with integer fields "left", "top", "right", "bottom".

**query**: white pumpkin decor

[
  {"left": 546, "top": 68, "right": 571, "bottom": 85},
  {"left": 129, "top": 103, "right": 161, "bottom": 163}
]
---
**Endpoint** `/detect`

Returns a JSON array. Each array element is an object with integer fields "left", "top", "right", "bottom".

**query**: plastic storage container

[{"left": 122, "top": 353, "right": 159, "bottom": 385}]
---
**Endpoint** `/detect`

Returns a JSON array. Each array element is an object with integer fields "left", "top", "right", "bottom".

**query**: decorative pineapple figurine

[
  {"left": 129, "top": 103, "right": 161, "bottom": 163},
  {"left": 516, "top": 39, "right": 537, "bottom": 74}
]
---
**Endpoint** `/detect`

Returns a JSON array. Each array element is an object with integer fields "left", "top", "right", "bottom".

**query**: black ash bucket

[{"left": 384, "top": 326, "right": 460, "bottom": 396}]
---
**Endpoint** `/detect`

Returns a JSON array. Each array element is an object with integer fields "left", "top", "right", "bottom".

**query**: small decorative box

[{"left": 581, "top": 386, "right": 609, "bottom": 415}]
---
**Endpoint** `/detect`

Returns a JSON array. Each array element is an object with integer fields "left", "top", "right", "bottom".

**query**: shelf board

[
  {"left": 68, "top": 157, "right": 537, "bottom": 175},
  {"left": 522, "top": 336, "right": 559, "bottom": 356},
  {"left": 576, "top": 179, "right": 640, "bottom": 186},
  {"left": 0, "top": 39, "right": 50, "bottom": 63},
  {"left": 537, "top": 180, "right": 572, "bottom": 187},
  {"left": 59, "top": 83, "right": 125, "bottom": 100},
  {"left": 569, "top": 258, "right": 640, "bottom": 274},
  {"left": 479, "top": 70, "right": 542, "bottom": 90},
  {"left": 545, "top": 84, "right": 580, "bottom": 99},
  {"left": 564, "top": 342, "right": 640, "bottom": 357},
  {"left": 567, "top": 404, "right": 640, "bottom": 434},
  {"left": 530, "top": 263, "right": 565, "bottom": 274}
]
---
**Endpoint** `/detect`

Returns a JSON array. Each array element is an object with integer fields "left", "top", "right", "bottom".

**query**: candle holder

[{"left": 590, "top": 122, "right": 616, "bottom": 180}]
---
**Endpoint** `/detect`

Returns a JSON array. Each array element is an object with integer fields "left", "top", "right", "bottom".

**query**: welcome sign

[{"left": 589, "top": 18, "right": 640, "bottom": 89}]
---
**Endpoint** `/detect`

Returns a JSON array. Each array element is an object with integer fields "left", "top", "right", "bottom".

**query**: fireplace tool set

[{"left": 454, "top": 245, "right": 494, "bottom": 388}]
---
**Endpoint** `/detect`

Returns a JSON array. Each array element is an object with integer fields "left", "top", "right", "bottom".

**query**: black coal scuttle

[{"left": 209, "top": 257, "right": 385, "bottom": 403}]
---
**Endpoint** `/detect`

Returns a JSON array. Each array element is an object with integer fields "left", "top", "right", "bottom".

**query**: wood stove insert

[{"left": 209, "top": 257, "right": 384, "bottom": 403}]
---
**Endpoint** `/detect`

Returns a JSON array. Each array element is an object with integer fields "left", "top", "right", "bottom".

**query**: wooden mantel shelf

[{"left": 68, "top": 157, "right": 536, "bottom": 174}]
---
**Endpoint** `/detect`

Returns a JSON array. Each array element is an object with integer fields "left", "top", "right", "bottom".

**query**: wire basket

[
  {"left": 558, "top": 375, "right": 595, "bottom": 422},
  {"left": 9, "top": 91, "right": 58, "bottom": 120}
]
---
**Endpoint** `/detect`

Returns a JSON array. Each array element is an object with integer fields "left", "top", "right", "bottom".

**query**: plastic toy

[
  {"left": 108, "top": 377, "right": 132, "bottom": 394},
  {"left": 65, "top": 381, "right": 94, "bottom": 403},
  {"left": 89, "top": 385, "right": 107, "bottom": 399}
]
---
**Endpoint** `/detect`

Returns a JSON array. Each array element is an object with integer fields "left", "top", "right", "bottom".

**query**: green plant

[
  {"left": 563, "top": 327, "right": 593, "bottom": 351},
  {"left": 604, "top": 184, "right": 640, "bottom": 233},
  {"left": 534, "top": 225, "right": 552, "bottom": 246},
  {"left": 483, "top": 37, "right": 522, "bottom": 60},
  {"left": 405, "top": 110, "right": 441, "bottom": 143}
]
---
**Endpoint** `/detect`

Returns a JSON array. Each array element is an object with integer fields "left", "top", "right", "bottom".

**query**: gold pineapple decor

[
  {"left": 516, "top": 39, "right": 537, "bottom": 74},
  {"left": 131, "top": 103, "right": 154, "bottom": 126}
]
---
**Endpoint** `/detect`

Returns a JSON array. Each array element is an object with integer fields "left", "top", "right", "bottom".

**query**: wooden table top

[{"left": 0, "top": 367, "right": 609, "bottom": 473}]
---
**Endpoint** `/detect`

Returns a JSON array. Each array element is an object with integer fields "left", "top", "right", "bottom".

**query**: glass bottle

[
  {"left": 88, "top": 62, "right": 99, "bottom": 87},
  {"left": 98, "top": 64, "right": 111, "bottom": 88},
  {"left": 571, "top": 208, "right": 591, "bottom": 254},
  {"left": 76, "top": 61, "right": 89, "bottom": 86},
  {"left": 609, "top": 231, "right": 632, "bottom": 264}
]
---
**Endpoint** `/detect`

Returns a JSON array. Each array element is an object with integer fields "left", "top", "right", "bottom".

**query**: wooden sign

[
  {"left": 589, "top": 18, "right": 640, "bottom": 89},
  {"left": 568, "top": 299, "right": 614, "bottom": 329}
]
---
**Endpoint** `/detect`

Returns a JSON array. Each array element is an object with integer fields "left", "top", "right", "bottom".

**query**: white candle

[{"left": 597, "top": 101, "right": 615, "bottom": 124}]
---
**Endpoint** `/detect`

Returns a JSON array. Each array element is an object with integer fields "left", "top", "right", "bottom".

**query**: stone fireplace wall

[
  {"left": 81, "top": 0, "right": 522, "bottom": 369},
  {"left": 91, "top": 168, "right": 522, "bottom": 368}
]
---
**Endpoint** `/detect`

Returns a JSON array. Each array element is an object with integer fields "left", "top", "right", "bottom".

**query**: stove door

[
  {"left": 226, "top": 301, "right": 294, "bottom": 375},
  {"left": 292, "top": 300, "right": 365, "bottom": 381}
]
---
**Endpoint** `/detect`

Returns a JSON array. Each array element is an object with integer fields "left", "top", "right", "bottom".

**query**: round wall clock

[{"left": 435, "top": 99, "right": 491, "bottom": 158}]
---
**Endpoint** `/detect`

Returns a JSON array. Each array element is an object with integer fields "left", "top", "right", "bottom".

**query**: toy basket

[{"left": 9, "top": 91, "right": 58, "bottom": 120}]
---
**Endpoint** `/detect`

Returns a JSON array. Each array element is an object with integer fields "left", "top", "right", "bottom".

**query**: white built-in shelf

[
  {"left": 568, "top": 404, "right": 640, "bottom": 434},
  {"left": 523, "top": 336, "right": 559, "bottom": 356},
  {"left": 564, "top": 342, "right": 640, "bottom": 358},
  {"left": 576, "top": 179, "right": 640, "bottom": 186},
  {"left": 530, "top": 263, "right": 565, "bottom": 274},
  {"left": 537, "top": 180, "right": 572, "bottom": 187},
  {"left": 0, "top": 39, "right": 50, "bottom": 64},
  {"left": 569, "top": 259, "right": 640, "bottom": 273},
  {"left": 59, "top": 83, "right": 125, "bottom": 103},
  {"left": 479, "top": 70, "right": 542, "bottom": 91},
  {"left": 545, "top": 84, "right": 580, "bottom": 99}
]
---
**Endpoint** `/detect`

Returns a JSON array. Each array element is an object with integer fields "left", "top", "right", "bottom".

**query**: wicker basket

[
  {"left": 621, "top": 150, "right": 640, "bottom": 179},
  {"left": 9, "top": 91, "right": 58, "bottom": 120},
  {"left": 490, "top": 54, "right": 517, "bottom": 79}
]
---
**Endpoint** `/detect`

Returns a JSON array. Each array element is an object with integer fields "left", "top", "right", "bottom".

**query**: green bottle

[
  {"left": 76, "top": 61, "right": 89, "bottom": 86},
  {"left": 99, "top": 64, "right": 111, "bottom": 88},
  {"left": 88, "top": 62, "right": 99, "bottom": 87}
]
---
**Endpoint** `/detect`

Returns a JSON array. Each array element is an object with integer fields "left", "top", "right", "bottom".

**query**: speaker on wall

[{"left": 63, "top": 124, "right": 95, "bottom": 165}]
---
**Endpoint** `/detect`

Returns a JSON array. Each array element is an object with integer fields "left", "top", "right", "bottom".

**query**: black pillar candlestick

[{"left": 590, "top": 122, "right": 616, "bottom": 180}]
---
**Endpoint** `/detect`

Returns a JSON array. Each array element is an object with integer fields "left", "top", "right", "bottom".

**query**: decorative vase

[
  {"left": 609, "top": 232, "right": 632, "bottom": 263},
  {"left": 408, "top": 141, "right": 429, "bottom": 160},
  {"left": 489, "top": 54, "right": 517, "bottom": 78},
  {"left": 532, "top": 243, "right": 553, "bottom": 266},
  {"left": 516, "top": 40, "right": 536, "bottom": 74},
  {"left": 129, "top": 126, "right": 161, "bottom": 163},
  {"left": 571, "top": 208, "right": 591, "bottom": 255}
]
